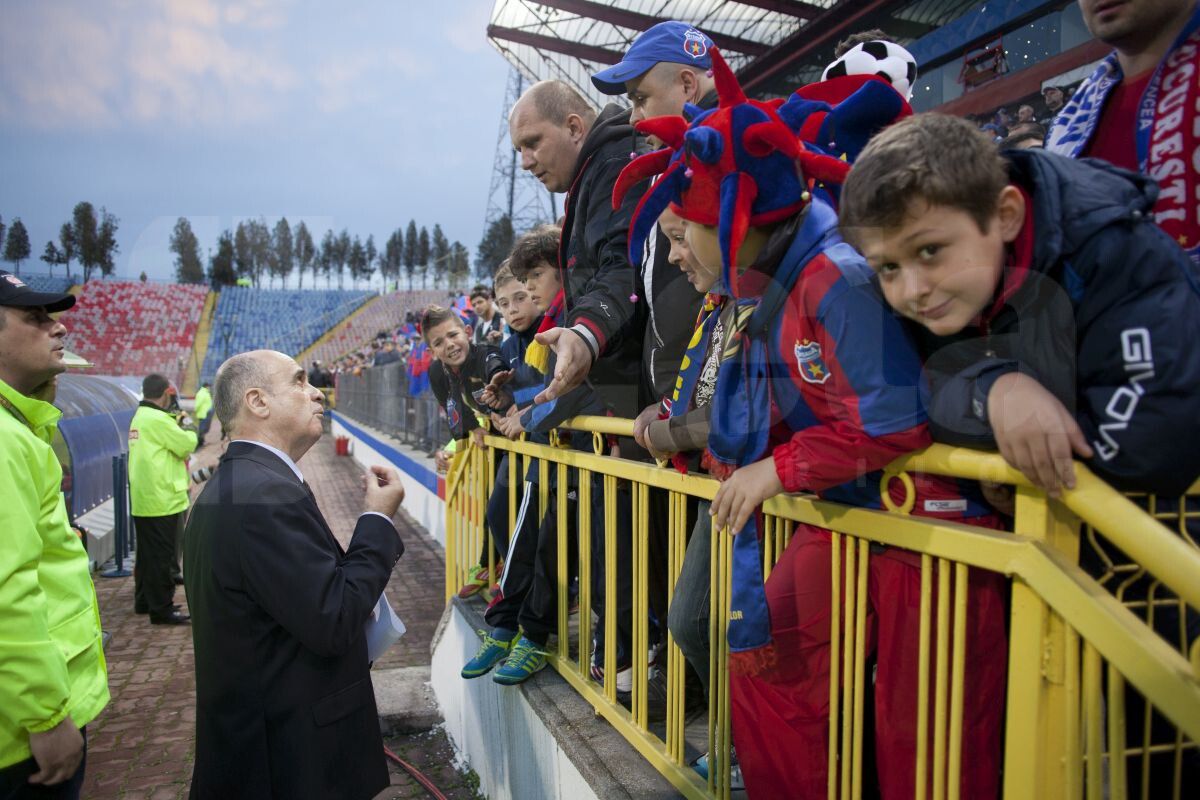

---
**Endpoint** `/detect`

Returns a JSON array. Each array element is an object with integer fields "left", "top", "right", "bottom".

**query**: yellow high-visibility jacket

[
  {"left": 128, "top": 403, "right": 197, "bottom": 517},
  {"left": 193, "top": 386, "right": 212, "bottom": 421},
  {"left": 0, "top": 378, "right": 109, "bottom": 768}
]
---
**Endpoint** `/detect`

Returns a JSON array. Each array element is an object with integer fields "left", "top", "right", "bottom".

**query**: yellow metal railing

[{"left": 444, "top": 415, "right": 1200, "bottom": 800}]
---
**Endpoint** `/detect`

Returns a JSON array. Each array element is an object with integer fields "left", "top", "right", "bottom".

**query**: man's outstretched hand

[
  {"left": 363, "top": 465, "right": 405, "bottom": 518},
  {"left": 533, "top": 328, "right": 594, "bottom": 404}
]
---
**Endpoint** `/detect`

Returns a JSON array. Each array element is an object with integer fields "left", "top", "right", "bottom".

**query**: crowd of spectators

[
  {"left": 972, "top": 81, "right": 1073, "bottom": 150},
  {"left": 318, "top": 287, "right": 495, "bottom": 384}
]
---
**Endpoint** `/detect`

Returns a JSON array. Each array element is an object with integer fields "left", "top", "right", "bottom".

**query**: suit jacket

[{"left": 183, "top": 442, "right": 403, "bottom": 800}]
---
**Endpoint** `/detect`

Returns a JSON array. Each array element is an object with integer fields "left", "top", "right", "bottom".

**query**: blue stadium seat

[{"left": 200, "top": 287, "right": 374, "bottom": 382}]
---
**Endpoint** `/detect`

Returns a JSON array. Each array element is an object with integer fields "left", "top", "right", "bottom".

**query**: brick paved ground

[{"left": 81, "top": 423, "right": 476, "bottom": 799}]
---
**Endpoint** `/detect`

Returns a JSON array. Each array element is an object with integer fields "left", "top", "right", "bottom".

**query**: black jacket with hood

[
  {"left": 559, "top": 103, "right": 649, "bottom": 417},
  {"left": 638, "top": 89, "right": 717, "bottom": 406},
  {"left": 915, "top": 148, "right": 1200, "bottom": 495}
]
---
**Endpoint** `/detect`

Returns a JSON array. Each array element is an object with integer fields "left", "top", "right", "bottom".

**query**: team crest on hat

[
  {"left": 4, "top": 274, "right": 26, "bottom": 288},
  {"left": 794, "top": 340, "right": 831, "bottom": 384},
  {"left": 683, "top": 29, "right": 708, "bottom": 59}
]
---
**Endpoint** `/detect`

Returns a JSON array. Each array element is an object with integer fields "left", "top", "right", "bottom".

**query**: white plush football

[{"left": 822, "top": 40, "right": 918, "bottom": 100}]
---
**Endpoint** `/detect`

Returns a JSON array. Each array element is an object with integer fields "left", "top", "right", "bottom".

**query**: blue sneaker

[
  {"left": 492, "top": 636, "right": 548, "bottom": 685},
  {"left": 461, "top": 628, "right": 517, "bottom": 679},
  {"left": 693, "top": 750, "right": 744, "bottom": 791}
]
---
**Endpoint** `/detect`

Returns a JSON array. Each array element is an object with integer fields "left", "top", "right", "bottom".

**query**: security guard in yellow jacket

[
  {"left": 193, "top": 382, "right": 213, "bottom": 445},
  {"left": 128, "top": 373, "right": 197, "bottom": 624},
  {"left": 0, "top": 271, "right": 108, "bottom": 796}
]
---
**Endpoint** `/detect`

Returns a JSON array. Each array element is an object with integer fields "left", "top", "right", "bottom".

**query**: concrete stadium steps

[
  {"left": 296, "top": 293, "right": 381, "bottom": 366},
  {"left": 182, "top": 290, "right": 218, "bottom": 396},
  {"left": 305, "top": 289, "right": 442, "bottom": 366}
]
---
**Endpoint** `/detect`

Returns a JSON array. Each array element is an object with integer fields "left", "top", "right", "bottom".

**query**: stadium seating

[
  {"left": 24, "top": 274, "right": 76, "bottom": 293},
  {"left": 59, "top": 280, "right": 209, "bottom": 386},
  {"left": 200, "top": 287, "right": 374, "bottom": 382},
  {"left": 305, "top": 289, "right": 442, "bottom": 366}
]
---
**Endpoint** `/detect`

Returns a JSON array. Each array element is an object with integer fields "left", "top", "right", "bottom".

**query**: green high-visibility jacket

[
  {"left": 128, "top": 403, "right": 197, "bottom": 517},
  {"left": 0, "top": 378, "right": 109, "bottom": 768},
  {"left": 193, "top": 386, "right": 212, "bottom": 421}
]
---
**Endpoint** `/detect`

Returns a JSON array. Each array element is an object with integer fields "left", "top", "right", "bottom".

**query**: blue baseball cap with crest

[{"left": 591, "top": 21, "right": 714, "bottom": 95}]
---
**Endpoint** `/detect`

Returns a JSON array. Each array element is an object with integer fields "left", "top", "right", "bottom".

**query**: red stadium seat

[{"left": 58, "top": 280, "right": 209, "bottom": 387}]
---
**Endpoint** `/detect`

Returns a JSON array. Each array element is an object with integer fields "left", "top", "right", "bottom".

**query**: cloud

[
  {"left": 309, "top": 47, "right": 429, "bottom": 116},
  {"left": 0, "top": 0, "right": 297, "bottom": 130},
  {"left": 444, "top": 0, "right": 493, "bottom": 53}
]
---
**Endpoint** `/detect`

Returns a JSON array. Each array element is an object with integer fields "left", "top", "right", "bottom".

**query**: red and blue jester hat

[
  {"left": 613, "top": 63, "right": 914, "bottom": 282},
  {"left": 612, "top": 46, "right": 851, "bottom": 299}
]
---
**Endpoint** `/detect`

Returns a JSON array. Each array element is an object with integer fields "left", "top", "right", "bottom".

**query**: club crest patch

[
  {"left": 446, "top": 398, "right": 461, "bottom": 429},
  {"left": 683, "top": 29, "right": 708, "bottom": 60},
  {"left": 794, "top": 339, "right": 831, "bottom": 384}
]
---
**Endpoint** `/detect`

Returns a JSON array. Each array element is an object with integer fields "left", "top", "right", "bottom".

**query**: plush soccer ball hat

[{"left": 822, "top": 40, "right": 918, "bottom": 100}]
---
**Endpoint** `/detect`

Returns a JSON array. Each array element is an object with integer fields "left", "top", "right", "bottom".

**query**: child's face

[
  {"left": 660, "top": 209, "right": 720, "bottom": 293},
  {"left": 853, "top": 188, "right": 1024, "bottom": 337},
  {"left": 684, "top": 219, "right": 772, "bottom": 279},
  {"left": 523, "top": 261, "right": 560, "bottom": 312},
  {"left": 495, "top": 279, "right": 537, "bottom": 332},
  {"left": 425, "top": 319, "right": 470, "bottom": 368}
]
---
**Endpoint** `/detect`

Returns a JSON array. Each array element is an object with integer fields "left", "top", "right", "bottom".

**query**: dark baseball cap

[
  {"left": 591, "top": 21, "right": 714, "bottom": 95},
  {"left": 0, "top": 270, "right": 76, "bottom": 313}
]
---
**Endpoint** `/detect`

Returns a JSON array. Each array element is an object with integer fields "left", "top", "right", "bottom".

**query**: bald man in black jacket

[{"left": 184, "top": 350, "right": 405, "bottom": 800}]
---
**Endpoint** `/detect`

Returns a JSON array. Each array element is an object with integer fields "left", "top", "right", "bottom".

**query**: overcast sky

[{"left": 0, "top": 0, "right": 511, "bottom": 283}]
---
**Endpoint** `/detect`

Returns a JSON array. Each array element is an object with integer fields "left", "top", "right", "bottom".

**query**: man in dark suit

[{"left": 184, "top": 349, "right": 406, "bottom": 800}]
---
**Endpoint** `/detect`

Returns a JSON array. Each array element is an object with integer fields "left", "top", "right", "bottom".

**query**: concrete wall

[
  {"left": 431, "top": 603, "right": 600, "bottom": 800},
  {"left": 329, "top": 412, "right": 445, "bottom": 547}
]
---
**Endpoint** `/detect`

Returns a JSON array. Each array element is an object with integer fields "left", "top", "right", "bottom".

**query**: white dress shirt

[{"left": 232, "top": 439, "right": 393, "bottom": 526}]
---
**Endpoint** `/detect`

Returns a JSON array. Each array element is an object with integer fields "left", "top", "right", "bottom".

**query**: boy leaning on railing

[
  {"left": 618, "top": 49, "right": 1012, "bottom": 798},
  {"left": 462, "top": 225, "right": 624, "bottom": 687},
  {"left": 840, "top": 112, "right": 1200, "bottom": 796}
]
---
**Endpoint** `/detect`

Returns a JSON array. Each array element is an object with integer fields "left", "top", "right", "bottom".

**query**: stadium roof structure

[{"left": 486, "top": 0, "right": 983, "bottom": 104}]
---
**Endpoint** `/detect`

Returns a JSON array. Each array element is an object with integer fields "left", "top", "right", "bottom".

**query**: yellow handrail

[
  {"left": 443, "top": 414, "right": 1200, "bottom": 800},
  {"left": 889, "top": 444, "right": 1200, "bottom": 613}
]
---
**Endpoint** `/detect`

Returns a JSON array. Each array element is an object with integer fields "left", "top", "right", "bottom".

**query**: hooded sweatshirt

[{"left": 558, "top": 103, "right": 649, "bottom": 417}]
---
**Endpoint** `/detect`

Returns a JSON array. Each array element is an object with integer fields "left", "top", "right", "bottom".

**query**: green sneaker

[
  {"left": 456, "top": 563, "right": 493, "bottom": 599},
  {"left": 492, "top": 636, "right": 548, "bottom": 685},
  {"left": 461, "top": 628, "right": 517, "bottom": 679}
]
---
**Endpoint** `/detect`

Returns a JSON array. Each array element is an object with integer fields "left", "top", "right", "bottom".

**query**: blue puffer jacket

[{"left": 914, "top": 148, "right": 1200, "bottom": 495}]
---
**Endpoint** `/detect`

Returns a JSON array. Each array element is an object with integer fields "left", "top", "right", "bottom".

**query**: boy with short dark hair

[
  {"left": 479, "top": 226, "right": 630, "bottom": 688},
  {"left": 426, "top": 304, "right": 517, "bottom": 605},
  {"left": 839, "top": 112, "right": 1200, "bottom": 497},
  {"left": 423, "top": 305, "right": 507, "bottom": 447},
  {"left": 468, "top": 283, "right": 504, "bottom": 345}
]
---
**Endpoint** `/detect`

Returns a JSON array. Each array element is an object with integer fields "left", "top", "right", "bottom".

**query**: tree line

[
  {"left": 0, "top": 203, "right": 120, "bottom": 282},
  {"left": 171, "top": 217, "right": 473, "bottom": 291}
]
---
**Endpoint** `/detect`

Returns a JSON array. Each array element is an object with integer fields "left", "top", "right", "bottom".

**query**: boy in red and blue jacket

[{"left": 620, "top": 51, "right": 1006, "bottom": 799}]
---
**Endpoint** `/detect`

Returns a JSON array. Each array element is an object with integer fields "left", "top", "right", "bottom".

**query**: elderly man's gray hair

[{"left": 213, "top": 352, "right": 272, "bottom": 435}]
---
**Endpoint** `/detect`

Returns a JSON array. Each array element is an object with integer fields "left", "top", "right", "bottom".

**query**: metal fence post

[
  {"left": 102, "top": 454, "right": 132, "bottom": 578},
  {"left": 124, "top": 453, "right": 135, "bottom": 553}
]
